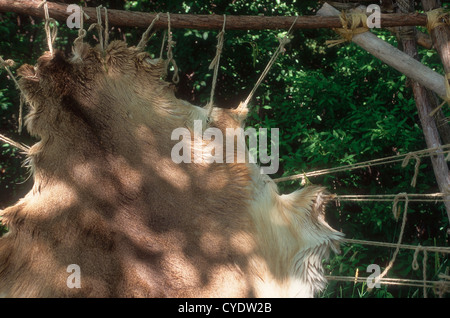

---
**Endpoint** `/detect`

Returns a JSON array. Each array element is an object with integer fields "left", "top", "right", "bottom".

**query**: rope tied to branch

[
  {"left": 205, "top": 15, "right": 227, "bottom": 120},
  {"left": 38, "top": 0, "right": 58, "bottom": 57},
  {"left": 426, "top": 8, "right": 450, "bottom": 33},
  {"left": 326, "top": 11, "right": 369, "bottom": 47}
]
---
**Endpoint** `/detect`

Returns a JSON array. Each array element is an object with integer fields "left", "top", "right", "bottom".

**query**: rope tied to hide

[
  {"left": 206, "top": 14, "right": 227, "bottom": 120},
  {"left": 137, "top": 13, "right": 161, "bottom": 51},
  {"left": 326, "top": 11, "right": 369, "bottom": 47},
  {"left": 165, "top": 12, "right": 180, "bottom": 84},
  {"left": 241, "top": 15, "right": 299, "bottom": 111},
  {"left": 38, "top": 0, "right": 58, "bottom": 57},
  {"left": 0, "top": 133, "right": 29, "bottom": 154}
]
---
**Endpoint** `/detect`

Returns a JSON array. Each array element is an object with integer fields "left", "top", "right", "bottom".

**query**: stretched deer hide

[{"left": 0, "top": 37, "right": 342, "bottom": 297}]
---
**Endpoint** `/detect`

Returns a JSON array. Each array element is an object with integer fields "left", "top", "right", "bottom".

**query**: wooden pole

[
  {"left": 317, "top": 3, "right": 447, "bottom": 100},
  {"left": 421, "top": 1, "right": 450, "bottom": 77},
  {"left": 319, "top": 2, "right": 450, "bottom": 223},
  {"left": 421, "top": 0, "right": 450, "bottom": 146},
  {"left": 0, "top": 0, "right": 428, "bottom": 30}
]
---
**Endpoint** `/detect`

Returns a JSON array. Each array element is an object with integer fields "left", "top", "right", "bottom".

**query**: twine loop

[
  {"left": 39, "top": 0, "right": 58, "bottom": 56},
  {"left": 164, "top": 12, "right": 180, "bottom": 84},
  {"left": 73, "top": 7, "right": 90, "bottom": 47},
  {"left": 401, "top": 153, "right": 421, "bottom": 187},
  {"left": 88, "top": 6, "right": 107, "bottom": 53}
]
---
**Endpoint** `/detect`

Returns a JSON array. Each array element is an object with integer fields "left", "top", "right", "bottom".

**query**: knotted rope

[
  {"left": 326, "top": 11, "right": 369, "bottom": 47},
  {"left": 412, "top": 244, "right": 429, "bottom": 297},
  {"left": 73, "top": 6, "right": 90, "bottom": 47},
  {"left": 165, "top": 12, "right": 180, "bottom": 84},
  {"left": 425, "top": 8, "right": 450, "bottom": 33}
]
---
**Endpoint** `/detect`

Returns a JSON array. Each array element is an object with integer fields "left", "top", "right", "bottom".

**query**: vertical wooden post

[
  {"left": 397, "top": 1, "right": 450, "bottom": 224},
  {"left": 421, "top": 0, "right": 450, "bottom": 145}
]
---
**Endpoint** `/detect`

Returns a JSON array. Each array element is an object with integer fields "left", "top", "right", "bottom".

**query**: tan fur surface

[{"left": 0, "top": 40, "right": 342, "bottom": 297}]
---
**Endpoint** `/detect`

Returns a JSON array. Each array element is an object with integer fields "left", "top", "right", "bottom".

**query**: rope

[
  {"left": 159, "top": 30, "right": 167, "bottom": 60},
  {"left": 325, "top": 275, "right": 450, "bottom": 290},
  {"left": 241, "top": 16, "right": 299, "bottom": 110},
  {"left": 342, "top": 238, "right": 450, "bottom": 254},
  {"left": 333, "top": 193, "right": 449, "bottom": 203},
  {"left": 339, "top": 191, "right": 450, "bottom": 297},
  {"left": 0, "top": 56, "right": 25, "bottom": 134},
  {"left": 88, "top": 6, "right": 105, "bottom": 53},
  {"left": 425, "top": 8, "right": 450, "bottom": 33},
  {"left": 104, "top": 7, "right": 109, "bottom": 50},
  {"left": 137, "top": 13, "right": 161, "bottom": 51},
  {"left": 401, "top": 153, "right": 420, "bottom": 187},
  {"left": 38, "top": 0, "right": 58, "bottom": 57},
  {"left": 0, "top": 133, "right": 30, "bottom": 153},
  {"left": 374, "top": 193, "right": 408, "bottom": 283},
  {"left": 73, "top": 6, "right": 90, "bottom": 47},
  {"left": 205, "top": 14, "right": 227, "bottom": 120},
  {"left": 434, "top": 273, "right": 450, "bottom": 297},
  {"left": 412, "top": 245, "right": 429, "bottom": 297},
  {"left": 273, "top": 144, "right": 450, "bottom": 183},
  {"left": 325, "top": 11, "right": 369, "bottom": 47},
  {"left": 429, "top": 72, "right": 450, "bottom": 117},
  {"left": 165, "top": 12, "right": 180, "bottom": 84}
]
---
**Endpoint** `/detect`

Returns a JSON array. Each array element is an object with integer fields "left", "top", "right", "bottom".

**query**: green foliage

[{"left": 0, "top": 0, "right": 448, "bottom": 297}]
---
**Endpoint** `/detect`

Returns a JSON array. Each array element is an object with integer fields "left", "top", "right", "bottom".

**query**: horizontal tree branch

[{"left": 0, "top": 0, "right": 428, "bottom": 30}]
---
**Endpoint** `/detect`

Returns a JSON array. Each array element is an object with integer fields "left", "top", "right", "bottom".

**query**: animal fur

[{"left": 0, "top": 39, "right": 342, "bottom": 297}]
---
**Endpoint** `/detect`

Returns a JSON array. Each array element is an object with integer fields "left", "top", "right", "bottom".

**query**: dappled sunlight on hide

[{"left": 0, "top": 30, "right": 342, "bottom": 298}]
